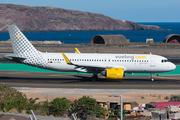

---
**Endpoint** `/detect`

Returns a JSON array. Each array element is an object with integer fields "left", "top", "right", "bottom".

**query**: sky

[{"left": 0, "top": 0, "right": 180, "bottom": 22}]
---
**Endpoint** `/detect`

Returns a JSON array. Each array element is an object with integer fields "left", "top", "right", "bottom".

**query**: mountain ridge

[{"left": 0, "top": 4, "right": 162, "bottom": 32}]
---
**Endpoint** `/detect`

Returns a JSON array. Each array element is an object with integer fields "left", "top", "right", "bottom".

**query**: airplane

[{"left": 4, "top": 25, "right": 176, "bottom": 82}]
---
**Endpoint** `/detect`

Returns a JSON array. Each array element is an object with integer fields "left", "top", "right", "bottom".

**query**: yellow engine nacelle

[{"left": 101, "top": 68, "right": 124, "bottom": 80}]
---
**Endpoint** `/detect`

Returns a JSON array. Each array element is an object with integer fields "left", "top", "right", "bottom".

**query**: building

[
  {"left": 163, "top": 34, "right": 180, "bottom": 43},
  {"left": 90, "top": 35, "right": 130, "bottom": 44}
]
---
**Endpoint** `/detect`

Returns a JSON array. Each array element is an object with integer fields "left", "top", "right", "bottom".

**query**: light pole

[{"left": 108, "top": 95, "right": 123, "bottom": 120}]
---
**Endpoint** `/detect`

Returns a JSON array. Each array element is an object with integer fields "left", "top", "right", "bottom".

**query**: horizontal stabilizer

[{"left": 4, "top": 54, "right": 26, "bottom": 63}]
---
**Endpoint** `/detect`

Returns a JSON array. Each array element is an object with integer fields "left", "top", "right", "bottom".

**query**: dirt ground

[{"left": 18, "top": 88, "right": 180, "bottom": 105}]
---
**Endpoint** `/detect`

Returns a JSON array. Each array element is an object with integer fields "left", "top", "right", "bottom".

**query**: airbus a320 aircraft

[{"left": 4, "top": 25, "right": 176, "bottom": 81}]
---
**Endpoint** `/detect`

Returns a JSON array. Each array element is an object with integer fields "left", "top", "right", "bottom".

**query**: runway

[{"left": 0, "top": 70, "right": 180, "bottom": 89}]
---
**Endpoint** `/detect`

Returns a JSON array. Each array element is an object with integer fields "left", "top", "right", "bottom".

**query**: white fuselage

[{"left": 40, "top": 52, "right": 176, "bottom": 73}]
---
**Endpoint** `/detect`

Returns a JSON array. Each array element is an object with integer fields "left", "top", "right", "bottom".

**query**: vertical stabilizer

[
  {"left": 8, "top": 25, "right": 38, "bottom": 56},
  {"left": 7, "top": 25, "right": 48, "bottom": 68}
]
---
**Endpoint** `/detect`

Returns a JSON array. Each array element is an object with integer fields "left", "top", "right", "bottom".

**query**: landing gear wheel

[
  {"left": 90, "top": 75, "right": 98, "bottom": 81},
  {"left": 150, "top": 73, "right": 154, "bottom": 82}
]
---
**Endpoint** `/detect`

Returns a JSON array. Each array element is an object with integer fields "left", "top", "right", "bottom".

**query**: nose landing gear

[{"left": 151, "top": 73, "right": 154, "bottom": 82}]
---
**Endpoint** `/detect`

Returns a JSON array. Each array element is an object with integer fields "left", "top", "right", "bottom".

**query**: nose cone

[{"left": 170, "top": 63, "right": 176, "bottom": 71}]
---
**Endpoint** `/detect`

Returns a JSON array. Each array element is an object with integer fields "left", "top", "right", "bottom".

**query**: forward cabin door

[{"left": 150, "top": 56, "right": 156, "bottom": 67}]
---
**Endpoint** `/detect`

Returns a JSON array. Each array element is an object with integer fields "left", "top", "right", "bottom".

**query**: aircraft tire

[{"left": 90, "top": 75, "right": 98, "bottom": 81}]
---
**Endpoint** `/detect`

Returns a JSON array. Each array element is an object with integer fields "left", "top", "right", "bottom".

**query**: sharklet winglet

[
  {"left": 75, "top": 47, "right": 81, "bottom": 53},
  {"left": 61, "top": 52, "right": 73, "bottom": 65}
]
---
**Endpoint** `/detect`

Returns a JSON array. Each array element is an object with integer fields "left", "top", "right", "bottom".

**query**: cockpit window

[{"left": 161, "top": 59, "right": 170, "bottom": 63}]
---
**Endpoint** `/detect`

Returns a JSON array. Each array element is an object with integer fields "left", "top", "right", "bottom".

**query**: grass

[{"left": 0, "top": 63, "right": 180, "bottom": 75}]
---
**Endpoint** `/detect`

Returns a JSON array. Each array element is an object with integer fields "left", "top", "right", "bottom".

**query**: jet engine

[{"left": 101, "top": 68, "right": 124, "bottom": 80}]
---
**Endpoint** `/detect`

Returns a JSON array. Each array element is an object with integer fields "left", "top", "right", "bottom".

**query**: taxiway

[{"left": 0, "top": 70, "right": 180, "bottom": 89}]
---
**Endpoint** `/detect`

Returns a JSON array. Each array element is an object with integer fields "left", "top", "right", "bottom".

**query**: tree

[
  {"left": 0, "top": 86, "right": 28, "bottom": 112},
  {"left": 70, "top": 96, "right": 108, "bottom": 119},
  {"left": 169, "top": 95, "right": 180, "bottom": 101},
  {"left": 50, "top": 97, "right": 70, "bottom": 116}
]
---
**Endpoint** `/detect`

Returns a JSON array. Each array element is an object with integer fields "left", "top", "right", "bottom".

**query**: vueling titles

[{"left": 115, "top": 55, "right": 146, "bottom": 60}]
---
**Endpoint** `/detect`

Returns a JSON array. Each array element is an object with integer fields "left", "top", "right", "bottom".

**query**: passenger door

[{"left": 150, "top": 56, "right": 156, "bottom": 67}]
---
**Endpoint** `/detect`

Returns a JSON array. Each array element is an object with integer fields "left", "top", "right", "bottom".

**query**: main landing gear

[
  {"left": 90, "top": 75, "right": 98, "bottom": 81},
  {"left": 150, "top": 73, "right": 154, "bottom": 82},
  {"left": 90, "top": 73, "right": 98, "bottom": 81}
]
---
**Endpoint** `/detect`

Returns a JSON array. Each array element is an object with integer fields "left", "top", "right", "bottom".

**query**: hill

[{"left": 0, "top": 4, "right": 162, "bottom": 31}]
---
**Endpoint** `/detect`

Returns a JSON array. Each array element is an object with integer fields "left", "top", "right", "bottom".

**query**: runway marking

[
  {"left": 7, "top": 72, "right": 30, "bottom": 74},
  {"left": 47, "top": 81, "right": 62, "bottom": 83},
  {"left": 32, "top": 81, "right": 46, "bottom": 83},
  {"left": 49, "top": 74, "right": 67, "bottom": 76},
  {"left": 156, "top": 76, "right": 180, "bottom": 80}
]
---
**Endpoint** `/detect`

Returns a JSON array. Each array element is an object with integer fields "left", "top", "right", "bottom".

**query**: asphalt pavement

[{"left": 0, "top": 70, "right": 180, "bottom": 89}]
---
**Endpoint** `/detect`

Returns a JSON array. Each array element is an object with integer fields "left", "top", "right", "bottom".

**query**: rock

[
  {"left": 9, "top": 117, "right": 16, "bottom": 120},
  {"left": 7, "top": 108, "right": 18, "bottom": 114},
  {"left": 0, "top": 4, "right": 162, "bottom": 32},
  {"left": 21, "top": 110, "right": 26, "bottom": 114}
]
